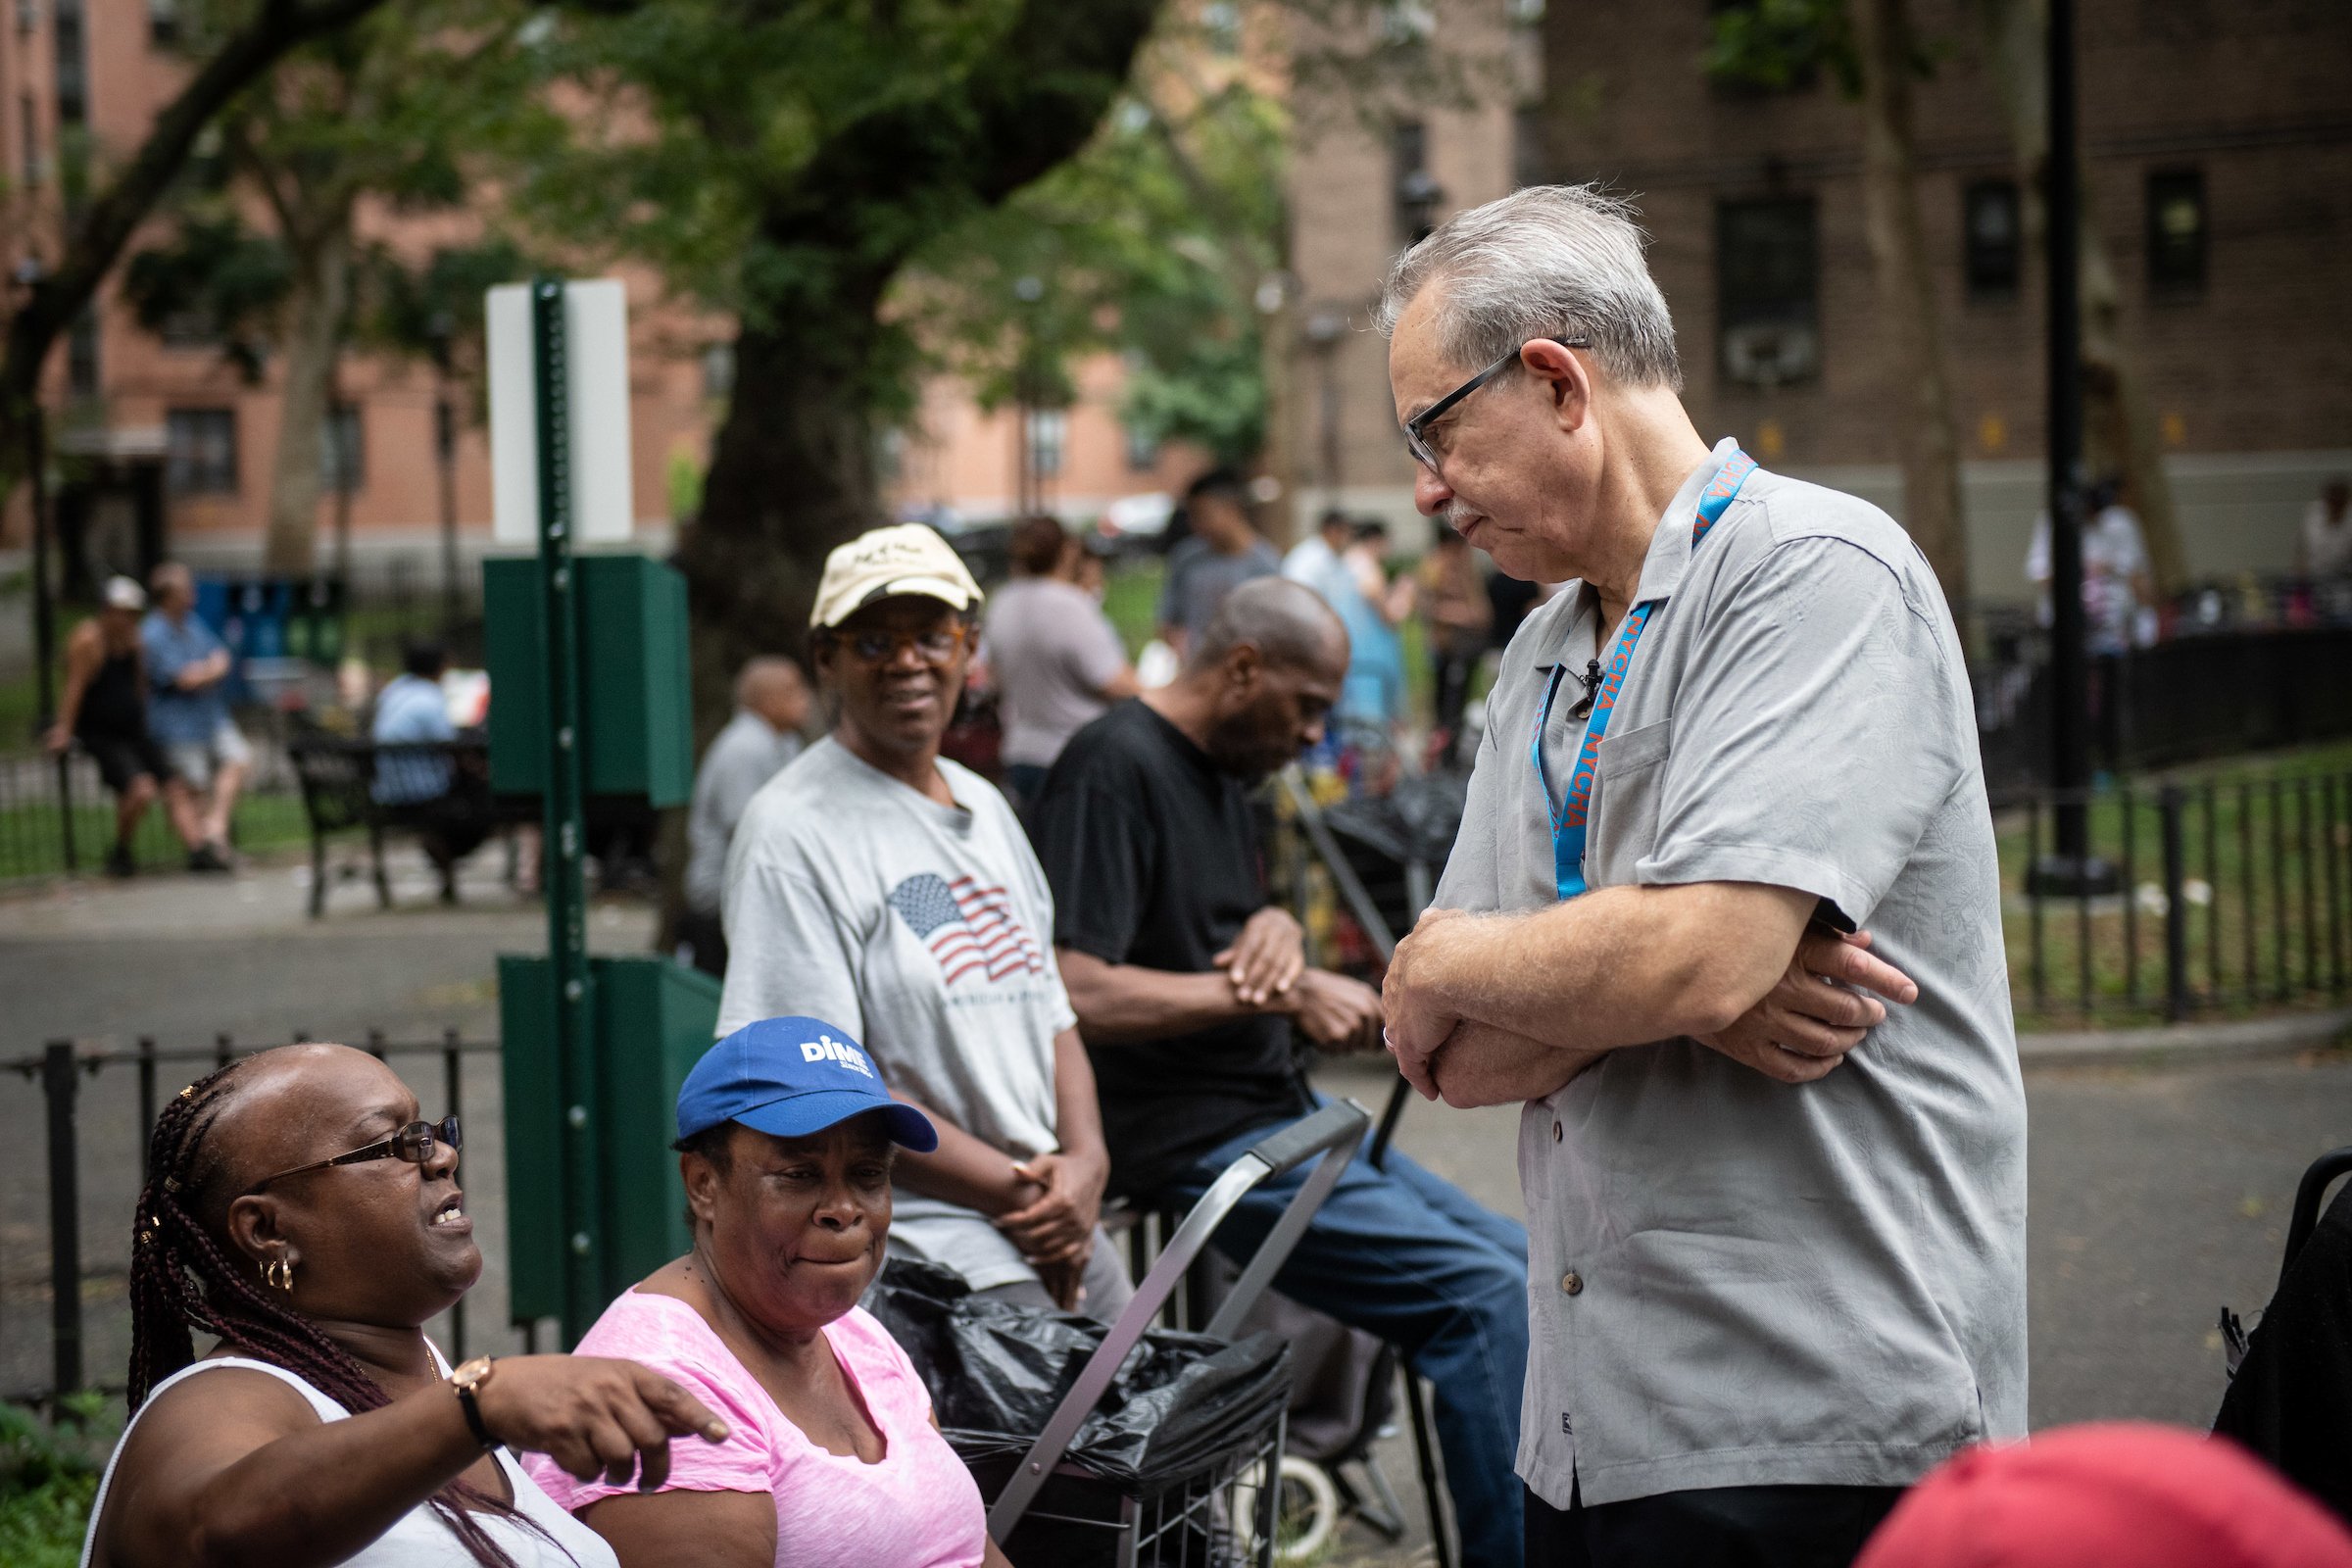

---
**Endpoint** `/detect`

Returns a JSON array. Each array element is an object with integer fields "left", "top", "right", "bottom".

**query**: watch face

[{"left": 452, "top": 1356, "right": 495, "bottom": 1389}]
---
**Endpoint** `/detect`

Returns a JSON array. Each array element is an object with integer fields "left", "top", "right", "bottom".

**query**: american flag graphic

[{"left": 888, "top": 872, "right": 1048, "bottom": 987}]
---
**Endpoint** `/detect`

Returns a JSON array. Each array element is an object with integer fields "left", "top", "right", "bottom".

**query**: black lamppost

[
  {"left": 428, "top": 310, "right": 461, "bottom": 638},
  {"left": 2031, "top": 0, "right": 2116, "bottom": 895}
]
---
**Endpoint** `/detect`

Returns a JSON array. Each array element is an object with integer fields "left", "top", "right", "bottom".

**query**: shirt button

[
  {"left": 1552, "top": 1120, "right": 1563, "bottom": 1143},
  {"left": 1560, "top": 1271, "right": 1584, "bottom": 1297}
]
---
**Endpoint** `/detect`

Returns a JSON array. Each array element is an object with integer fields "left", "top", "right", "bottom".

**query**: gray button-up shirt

[{"left": 1437, "top": 440, "right": 2027, "bottom": 1507}]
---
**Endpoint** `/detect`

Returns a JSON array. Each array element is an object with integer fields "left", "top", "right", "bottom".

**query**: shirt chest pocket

[{"left": 1585, "top": 716, "right": 1673, "bottom": 890}]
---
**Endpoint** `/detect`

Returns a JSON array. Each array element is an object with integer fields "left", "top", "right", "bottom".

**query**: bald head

[
  {"left": 1185, "top": 577, "right": 1348, "bottom": 683},
  {"left": 736, "top": 656, "right": 810, "bottom": 733}
]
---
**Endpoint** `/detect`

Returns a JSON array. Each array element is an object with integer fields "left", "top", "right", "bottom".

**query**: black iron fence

[
  {"left": 1999, "top": 766, "right": 2352, "bottom": 1023},
  {"left": 0, "top": 734, "right": 309, "bottom": 882},
  {"left": 2, "top": 1031, "right": 504, "bottom": 1408}
]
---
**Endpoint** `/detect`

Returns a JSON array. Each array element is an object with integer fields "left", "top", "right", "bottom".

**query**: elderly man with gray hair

[
  {"left": 1377, "top": 185, "right": 2026, "bottom": 1566},
  {"left": 679, "top": 657, "right": 809, "bottom": 974}
]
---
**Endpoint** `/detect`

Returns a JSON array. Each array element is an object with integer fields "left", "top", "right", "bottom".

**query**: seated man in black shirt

[{"left": 1028, "top": 577, "right": 1532, "bottom": 1567}]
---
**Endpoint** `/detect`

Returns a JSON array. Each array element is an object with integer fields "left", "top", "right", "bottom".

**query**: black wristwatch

[{"left": 448, "top": 1355, "right": 499, "bottom": 1449}]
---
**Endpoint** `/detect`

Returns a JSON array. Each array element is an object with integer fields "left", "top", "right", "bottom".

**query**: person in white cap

[
  {"left": 716, "top": 523, "right": 1133, "bottom": 1322},
  {"left": 45, "top": 576, "right": 178, "bottom": 877}
]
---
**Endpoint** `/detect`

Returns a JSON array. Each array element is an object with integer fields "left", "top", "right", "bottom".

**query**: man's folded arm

[
  {"left": 1396, "top": 880, "right": 1818, "bottom": 1057},
  {"left": 1427, "top": 1020, "right": 1602, "bottom": 1108}
]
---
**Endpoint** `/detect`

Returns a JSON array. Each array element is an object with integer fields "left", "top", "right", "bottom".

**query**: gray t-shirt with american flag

[{"left": 718, "top": 734, "right": 1075, "bottom": 1292}]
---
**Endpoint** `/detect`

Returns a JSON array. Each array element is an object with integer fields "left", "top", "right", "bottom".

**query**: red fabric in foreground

[{"left": 1855, "top": 1422, "right": 2352, "bottom": 1568}]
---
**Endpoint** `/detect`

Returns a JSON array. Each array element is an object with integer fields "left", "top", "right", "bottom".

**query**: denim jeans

[{"left": 1157, "top": 1099, "right": 1532, "bottom": 1568}]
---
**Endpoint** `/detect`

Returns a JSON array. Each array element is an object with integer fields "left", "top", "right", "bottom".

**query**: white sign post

[{"left": 487, "top": 278, "right": 636, "bottom": 546}]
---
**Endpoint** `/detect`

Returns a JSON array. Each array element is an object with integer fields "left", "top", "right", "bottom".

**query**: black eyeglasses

[
  {"left": 251, "top": 1115, "right": 462, "bottom": 1191},
  {"left": 1402, "top": 336, "right": 1592, "bottom": 474}
]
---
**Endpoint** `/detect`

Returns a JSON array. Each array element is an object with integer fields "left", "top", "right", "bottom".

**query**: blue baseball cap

[{"left": 677, "top": 1016, "right": 938, "bottom": 1152}]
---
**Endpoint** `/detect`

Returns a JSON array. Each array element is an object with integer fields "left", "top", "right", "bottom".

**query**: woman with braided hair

[{"left": 80, "top": 1043, "right": 733, "bottom": 1568}]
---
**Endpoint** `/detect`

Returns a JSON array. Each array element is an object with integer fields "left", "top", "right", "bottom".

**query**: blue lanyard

[{"left": 1531, "top": 451, "right": 1757, "bottom": 900}]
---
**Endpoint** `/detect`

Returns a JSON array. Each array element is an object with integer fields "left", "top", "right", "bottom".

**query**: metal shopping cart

[{"left": 880, "top": 1099, "right": 1369, "bottom": 1567}]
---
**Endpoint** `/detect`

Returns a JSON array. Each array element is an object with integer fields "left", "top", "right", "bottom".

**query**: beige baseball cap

[
  {"left": 808, "top": 523, "right": 984, "bottom": 630},
  {"left": 102, "top": 575, "right": 147, "bottom": 612}
]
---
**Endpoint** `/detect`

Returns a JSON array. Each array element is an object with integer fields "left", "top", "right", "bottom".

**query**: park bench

[{"left": 285, "top": 729, "right": 510, "bottom": 918}]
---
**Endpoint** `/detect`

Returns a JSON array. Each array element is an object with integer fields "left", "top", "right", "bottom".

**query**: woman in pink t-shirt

[{"left": 529, "top": 1015, "right": 1011, "bottom": 1567}]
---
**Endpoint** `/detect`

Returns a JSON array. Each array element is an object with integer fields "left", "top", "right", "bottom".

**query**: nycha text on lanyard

[{"left": 1531, "top": 450, "right": 1758, "bottom": 901}]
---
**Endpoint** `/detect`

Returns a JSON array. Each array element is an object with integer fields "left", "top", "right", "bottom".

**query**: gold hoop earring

[{"left": 263, "top": 1256, "right": 296, "bottom": 1292}]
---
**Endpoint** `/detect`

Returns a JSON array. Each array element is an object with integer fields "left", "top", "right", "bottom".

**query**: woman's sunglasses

[{"left": 250, "top": 1114, "right": 463, "bottom": 1191}]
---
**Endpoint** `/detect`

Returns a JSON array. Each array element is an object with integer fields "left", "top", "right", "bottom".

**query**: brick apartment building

[
  {"left": 1538, "top": 0, "right": 2351, "bottom": 604},
  {"left": 949, "top": 0, "right": 2346, "bottom": 609},
  {"left": 0, "top": 0, "right": 714, "bottom": 592}
]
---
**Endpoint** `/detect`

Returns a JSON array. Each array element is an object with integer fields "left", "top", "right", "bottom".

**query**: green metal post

[{"left": 531, "top": 277, "right": 602, "bottom": 1342}]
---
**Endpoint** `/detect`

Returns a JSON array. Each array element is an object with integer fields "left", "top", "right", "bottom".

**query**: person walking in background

[
  {"left": 2026, "top": 477, "right": 2153, "bottom": 657},
  {"left": 1282, "top": 508, "right": 1356, "bottom": 604},
  {"left": 370, "top": 642, "right": 497, "bottom": 901},
  {"left": 984, "top": 515, "right": 1137, "bottom": 812},
  {"left": 1419, "top": 524, "right": 1493, "bottom": 764},
  {"left": 1155, "top": 467, "right": 1280, "bottom": 660},
  {"left": 46, "top": 575, "right": 172, "bottom": 877},
  {"left": 142, "top": 562, "right": 250, "bottom": 874},
  {"left": 2027, "top": 477, "right": 2152, "bottom": 769},
  {"left": 679, "top": 657, "right": 809, "bottom": 975},
  {"left": 2301, "top": 476, "right": 2352, "bottom": 580},
  {"left": 1332, "top": 520, "right": 1415, "bottom": 775}
]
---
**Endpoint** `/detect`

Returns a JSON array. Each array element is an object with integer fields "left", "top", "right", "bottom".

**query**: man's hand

[
  {"left": 1382, "top": 906, "right": 1474, "bottom": 1095},
  {"left": 1694, "top": 929, "right": 1918, "bottom": 1085},
  {"left": 1213, "top": 907, "right": 1305, "bottom": 1007},
  {"left": 41, "top": 721, "right": 70, "bottom": 756},
  {"left": 1283, "top": 969, "right": 1385, "bottom": 1053},
  {"left": 996, "top": 1148, "right": 1107, "bottom": 1266}
]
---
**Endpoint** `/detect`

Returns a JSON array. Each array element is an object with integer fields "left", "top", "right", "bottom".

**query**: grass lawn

[
  {"left": 1994, "top": 739, "right": 2352, "bottom": 1026},
  {"left": 0, "top": 786, "right": 310, "bottom": 882}
]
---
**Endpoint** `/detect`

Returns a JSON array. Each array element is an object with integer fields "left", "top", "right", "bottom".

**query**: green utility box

[
  {"left": 483, "top": 553, "right": 694, "bottom": 806},
  {"left": 499, "top": 954, "right": 721, "bottom": 1328}
]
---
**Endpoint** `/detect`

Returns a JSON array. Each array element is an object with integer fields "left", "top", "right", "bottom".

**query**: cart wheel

[{"left": 1273, "top": 1455, "right": 1340, "bottom": 1564}]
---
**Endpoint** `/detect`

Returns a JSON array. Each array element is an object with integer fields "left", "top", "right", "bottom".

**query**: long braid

[{"left": 128, "top": 1056, "right": 564, "bottom": 1568}]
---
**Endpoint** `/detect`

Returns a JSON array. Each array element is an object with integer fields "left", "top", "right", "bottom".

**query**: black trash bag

[{"left": 867, "top": 1257, "right": 1291, "bottom": 1493}]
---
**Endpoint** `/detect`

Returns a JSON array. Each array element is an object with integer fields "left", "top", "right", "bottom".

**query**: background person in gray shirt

[
  {"left": 1157, "top": 467, "right": 1281, "bottom": 660},
  {"left": 984, "top": 515, "right": 1138, "bottom": 811},
  {"left": 678, "top": 656, "right": 808, "bottom": 975},
  {"left": 1376, "top": 185, "right": 2026, "bottom": 1566}
]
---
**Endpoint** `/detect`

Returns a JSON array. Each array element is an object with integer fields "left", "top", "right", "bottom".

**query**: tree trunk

[
  {"left": 1974, "top": 0, "right": 2188, "bottom": 593},
  {"left": 1851, "top": 0, "right": 1970, "bottom": 614},
  {"left": 678, "top": 0, "right": 1159, "bottom": 727},
  {"left": 264, "top": 210, "right": 353, "bottom": 575}
]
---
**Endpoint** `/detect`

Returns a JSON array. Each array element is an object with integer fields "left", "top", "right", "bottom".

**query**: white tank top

[{"left": 80, "top": 1351, "right": 620, "bottom": 1568}]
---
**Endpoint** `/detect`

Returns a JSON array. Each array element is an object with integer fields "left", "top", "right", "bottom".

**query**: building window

[
  {"left": 1962, "top": 179, "right": 2021, "bottom": 300},
  {"left": 146, "top": 0, "right": 177, "bottom": 43},
  {"left": 1393, "top": 121, "right": 1441, "bottom": 246},
  {"left": 1026, "top": 409, "right": 1067, "bottom": 481},
  {"left": 876, "top": 426, "right": 905, "bottom": 483},
  {"left": 1513, "top": 105, "right": 1545, "bottom": 190},
  {"left": 52, "top": 0, "right": 85, "bottom": 124},
  {"left": 1716, "top": 196, "right": 1820, "bottom": 388},
  {"left": 2147, "top": 168, "right": 2206, "bottom": 296},
  {"left": 1124, "top": 424, "right": 1159, "bottom": 472},
  {"left": 67, "top": 309, "right": 99, "bottom": 399},
  {"left": 19, "top": 92, "right": 39, "bottom": 186},
  {"left": 167, "top": 408, "right": 238, "bottom": 494},
  {"left": 700, "top": 343, "right": 734, "bottom": 399},
  {"left": 320, "top": 403, "right": 365, "bottom": 493}
]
